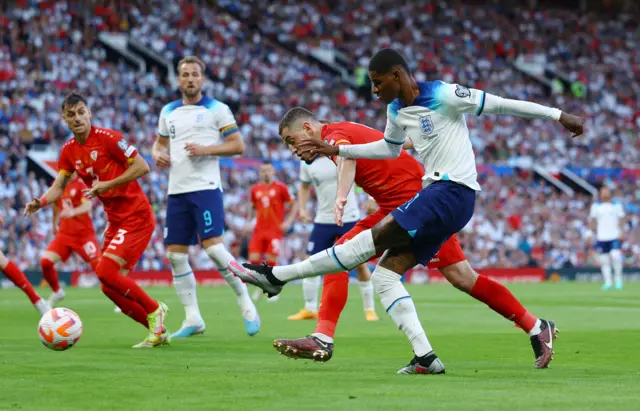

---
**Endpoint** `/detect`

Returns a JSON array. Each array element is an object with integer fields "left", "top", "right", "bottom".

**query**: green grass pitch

[{"left": 1, "top": 282, "right": 639, "bottom": 411}]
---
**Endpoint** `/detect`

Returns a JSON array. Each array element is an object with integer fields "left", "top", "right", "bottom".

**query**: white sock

[
  {"left": 359, "top": 280, "right": 375, "bottom": 311},
  {"left": 302, "top": 277, "right": 320, "bottom": 312},
  {"left": 273, "top": 230, "right": 376, "bottom": 282},
  {"left": 599, "top": 254, "right": 612, "bottom": 286},
  {"left": 167, "top": 252, "right": 202, "bottom": 323},
  {"left": 206, "top": 244, "right": 256, "bottom": 321},
  {"left": 312, "top": 332, "right": 334, "bottom": 344},
  {"left": 610, "top": 250, "right": 623, "bottom": 284},
  {"left": 372, "top": 266, "right": 433, "bottom": 357},
  {"left": 527, "top": 319, "right": 543, "bottom": 337}
]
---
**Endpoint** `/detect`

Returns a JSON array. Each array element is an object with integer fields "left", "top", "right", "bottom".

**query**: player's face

[
  {"left": 259, "top": 164, "right": 275, "bottom": 183},
  {"left": 600, "top": 186, "right": 611, "bottom": 201},
  {"left": 178, "top": 63, "right": 204, "bottom": 99},
  {"left": 280, "top": 124, "right": 317, "bottom": 164},
  {"left": 369, "top": 69, "right": 401, "bottom": 104},
  {"left": 62, "top": 102, "right": 92, "bottom": 136}
]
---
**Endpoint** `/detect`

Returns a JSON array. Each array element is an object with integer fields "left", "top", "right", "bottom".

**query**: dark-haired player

[
  {"left": 232, "top": 49, "right": 584, "bottom": 372},
  {"left": 24, "top": 91, "right": 170, "bottom": 348}
]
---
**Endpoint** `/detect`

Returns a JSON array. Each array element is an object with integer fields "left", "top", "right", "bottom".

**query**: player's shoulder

[
  {"left": 389, "top": 81, "right": 446, "bottom": 116},
  {"left": 92, "top": 126, "right": 123, "bottom": 140},
  {"left": 160, "top": 99, "right": 184, "bottom": 118}
]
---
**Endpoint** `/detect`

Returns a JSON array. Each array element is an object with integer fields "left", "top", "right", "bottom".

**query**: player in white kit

[
  {"left": 152, "top": 56, "right": 260, "bottom": 338},
  {"left": 231, "top": 48, "right": 584, "bottom": 374},
  {"left": 289, "top": 157, "right": 378, "bottom": 321},
  {"left": 588, "top": 186, "right": 626, "bottom": 290}
]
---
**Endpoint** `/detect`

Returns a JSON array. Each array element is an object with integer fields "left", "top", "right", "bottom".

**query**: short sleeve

[
  {"left": 105, "top": 132, "right": 138, "bottom": 165},
  {"left": 325, "top": 132, "right": 351, "bottom": 147},
  {"left": 299, "top": 163, "right": 311, "bottom": 183},
  {"left": 281, "top": 183, "right": 294, "bottom": 203},
  {"left": 157, "top": 110, "right": 169, "bottom": 138},
  {"left": 58, "top": 145, "right": 75, "bottom": 176},
  {"left": 215, "top": 104, "right": 240, "bottom": 138},
  {"left": 384, "top": 105, "right": 406, "bottom": 145},
  {"left": 436, "top": 82, "right": 486, "bottom": 116}
]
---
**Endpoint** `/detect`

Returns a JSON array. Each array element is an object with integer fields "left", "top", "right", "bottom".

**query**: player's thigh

[
  {"left": 308, "top": 223, "right": 345, "bottom": 254},
  {"left": 428, "top": 234, "right": 466, "bottom": 269},
  {"left": 0, "top": 251, "right": 7, "bottom": 268},
  {"left": 164, "top": 193, "right": 198, "bottom": 247},
  {"left": 377, "top": 247, "right": 418, "bottom": 275},
  {"left": 71, "top": 236, "right": 101, "bottom": 263},
  {"left": 248, "top": 234, "right": 268, "bottom": 258},
  {"left": 103, "top": 218, "right": 155, "bottom": 270},
  {"left": 45, "top": 236, "right": 74, "bottom": 263},
  {"left": 193, "top": 189, "right": 225, "bottom": 243}
]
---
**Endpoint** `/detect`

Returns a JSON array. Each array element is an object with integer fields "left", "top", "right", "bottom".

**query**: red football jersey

[
  {"left": 250, "top": 181, "right": 293, "bottom": 236},
  {"left": 58, "top": 126, "right": 151, "bottom": 224},
  {"left": 56, "top": 177, "right": 96, "bottom": 237},
  {"left": 322, "top": 122, "right": 425, "bottom": 210}
]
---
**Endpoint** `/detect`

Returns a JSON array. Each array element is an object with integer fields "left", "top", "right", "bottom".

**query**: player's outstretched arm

[
  {"left": 152, "top": 135, "right": 171, "bottom": 169},
  {"left": 59, "top": 199, "right": 92, "bottom": 219},
  {"left": 334, "top": 158, "right": 357, "bottom": 226},
  {"left": 24, "top": 172, "right": 70, "bottom": 215}
]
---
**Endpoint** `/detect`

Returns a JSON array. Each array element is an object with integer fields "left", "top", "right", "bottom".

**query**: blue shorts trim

[
  {"left": 164, "top": 189, "right": 225, "bottom": 246},
  {"left": 595, "top": 240, "right": 620, "bottom": 254},
  {"left": 391, "top": 181, "right": 476, "bottom": 266},
  {"left": 307, "top": 222, "right": 356, "bottom": 254}
]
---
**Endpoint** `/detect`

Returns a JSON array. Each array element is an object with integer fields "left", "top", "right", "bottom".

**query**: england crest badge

[{"left": 419, "top": 115, "right": 434, "bottom": 136}]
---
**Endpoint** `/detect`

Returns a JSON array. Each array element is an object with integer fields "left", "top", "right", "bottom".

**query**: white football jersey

[
  {"left": 157, "top": 96, "right": 238, "bottom": 195},
  {"left": 299, "top": 157, "right": 360, "bottom": 225},
  {"left": 589, "top": 201, "right": 624, "bottom": 241},
  {"left": 384, "top": 81, "right": 482, "bottom": 191}
]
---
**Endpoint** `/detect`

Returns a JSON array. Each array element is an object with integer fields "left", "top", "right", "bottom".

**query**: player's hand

[
  {"left": 152, "top": 150, "right": 171, "bottom": 169},
  {"left": 334, "top": 197, "right": 347, "bottom": 226},
  {"left": 185, "top": 143, "right": 210, "bottom": 157},
  {"left": 23, "top": 198, "right": 43, "bottom": 216},
  {"left": 364, "top": 199, "right": 379, "bottom": 215},
  {"left": 84, "top": 180, "right": 112, "bottom": 198},
  {"left": 59, "top": 208, "right": 76, "bottom": 219},
  {"left": 297, "top": 139, "right": 339, "bottom": 159},
  {"left": 299, "top": 208, "right": 313, "bottom": 224},
  {"left": 559, "top": 112, "right": 584, "bottom": 137},
  {"left": 280, "top": 221, "right": 293, "bottom": 232}
]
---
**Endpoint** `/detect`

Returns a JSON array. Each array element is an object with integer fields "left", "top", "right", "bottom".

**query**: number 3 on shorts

[{"left": 107, "top": 229, "right": 128, "bottom": 250}]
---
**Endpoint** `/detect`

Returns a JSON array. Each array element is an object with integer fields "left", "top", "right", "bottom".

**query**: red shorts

[
  {"left": 336, "top": 208, "right": 466, "bottom": 269},
  {"left": 103, "top": 212, "right": 155, "bottom": 270},
  {"left": 248, "top": 232, "right": 283, "bottom": 258},
  {"left": 47, "top": 234, "right": 100, "bottom": 263}
]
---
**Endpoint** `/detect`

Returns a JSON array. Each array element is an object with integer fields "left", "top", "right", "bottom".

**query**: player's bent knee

[
  {"left": 167, "top": 251, "right": 189, "bottom": 266},
  {"left": 96, "top": 256, "right": 123, "bottom": 284},
  {"left": 40, "top": 257, "right": 55, "bottom": 270},
  {"left": 371, "top": 266, "right": 403, "bottom": 294},
  {"left": 201, "top": 236, "right": 223, "bottom": 249},
  {"left": 166, "top": 244, "right": 189, "bottom": 254},
  {"left": 440, "top": 261, "right": 477, "bottom": 292}
]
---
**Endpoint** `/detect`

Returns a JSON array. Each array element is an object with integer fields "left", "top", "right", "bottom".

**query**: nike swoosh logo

[
  {"left": 543, "top": 340, "right": 553, "bottom": 350},
  {"left": 204, "top": 228, "right": 214, "bottom": 233}
]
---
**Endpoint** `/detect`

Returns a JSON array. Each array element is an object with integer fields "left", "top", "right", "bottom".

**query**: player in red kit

[
  {"left": 233, "top": 107, "right": 555, "bottom": 370},
  {"left": 40, "top": 173, "right": 100, "bottom": 307},
  {"left": 0, "top": 211, "right": 50, "bottom": 314},
  {"left": 24, "top": 91, "right": 170, "bottom": 348},
  {"left": 246, "top": 161, "right": 297, "bottom": 301}
]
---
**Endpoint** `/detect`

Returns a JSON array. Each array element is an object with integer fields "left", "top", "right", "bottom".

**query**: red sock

[
  {"left": 89, "top": 258, "right": 100, "bottom": 272},
  {"left": 3, "top": 260, "right": 41, "bottom": 304},
  {"left": 470, "top": 275, "right": 538, "bottom": 332},
  {"left": 314, "top": 272, "right": 349, "bottom": 338},
  {"left": 267, "top": 260, "right": 277, "bottom": 267},
  {"left": 96, "top": 257, "right": 159, "bottom": 314},
  {"left": 40, "top": 258, "right": 60, "bottom": 292},
  {"left": 250, "top": 260, "right": 261, "bottom": 265},
  {"left": 101, "top": 284, "right": 149, "bottom": 328}
]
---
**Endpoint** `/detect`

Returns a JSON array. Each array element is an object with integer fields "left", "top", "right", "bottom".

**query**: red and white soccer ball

[{"left": 38, "top": 308, "right": 83, "bottom": 351}]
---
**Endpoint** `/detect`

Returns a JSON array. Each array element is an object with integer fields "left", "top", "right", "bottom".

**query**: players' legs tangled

[{"left": 0, "top": 251, "right": 49, "bottom": 314}]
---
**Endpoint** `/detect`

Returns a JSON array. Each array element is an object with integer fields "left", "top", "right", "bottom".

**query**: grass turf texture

[{"left": 1, "top": 282, "right": 639, "bottom": 411}]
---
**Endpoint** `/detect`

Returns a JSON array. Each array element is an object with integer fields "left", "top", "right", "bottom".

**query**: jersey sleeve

[
  {"left": 281, "top": 183, "right": 294, "bottom": 203},
  {"left": 157, "top": 109, "right": 169, "bottom": 138},
  {"left": 384, "top": 105, "right": 406, "bottom": 144},
  {"left": 616, "top": 204, "right": 625, "bottom": 218},
  {"left": 215, "top": 103, "right": 240, "bottom": 138},
  {"left": 57, "top": 145, "right": 75, "bottom": 176},
  {"left": 435, "top": 82, "right": 486, "bottom": 116},
  {"left": 105, "top": 132, "right": 139, "bottom": 165},
  {"left": 589, "top": 204, "right": 597, "bottom": 219},
  {"left": 299, "top": 163, "right": 311, "bottom": 184}
]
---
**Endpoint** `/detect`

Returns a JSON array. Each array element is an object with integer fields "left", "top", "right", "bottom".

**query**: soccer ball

[{"left": 38, "top": 307, "right": 83, "bottom": 351}]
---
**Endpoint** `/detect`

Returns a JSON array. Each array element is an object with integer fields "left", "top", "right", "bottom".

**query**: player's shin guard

[
  {"left": 167, "top": 252, "right": 202, "bottom": 323},
  {"left": 610, "top": 249, "right": 623, "bottom": 286},
  {"left": 2, "top": 260, "right": 41, "bottom": 304},
  {"left": 272, "top": 230, "right": 376, "bottom": 282},
  {"left": 302, "top": 276, "right": 321, "bottom": 312},
  {"left": 599, "top": 253, "right": 613, "bottom": 287},
  {"left": 96, "top": 257, "right": 159, "bottom": 314},
  {"left": 40, "top": 258, "right": 60, "bottom": 293},
  {"left": 470, "top": 274, "right": 538, "bottom": 333},
  {"left": 372, "top": 266, "right": 433, "bottom": 357},
  {"left": 101, "top": 284, "right": 149, "bottom": 328},
  {"left": 314, "top": 272, "right": 349, "bottom": 339}
]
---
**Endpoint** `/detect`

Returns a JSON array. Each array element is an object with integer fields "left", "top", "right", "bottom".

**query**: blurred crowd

[{"left": 0, "top": 0, "right": 638, "bottom": 272}]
